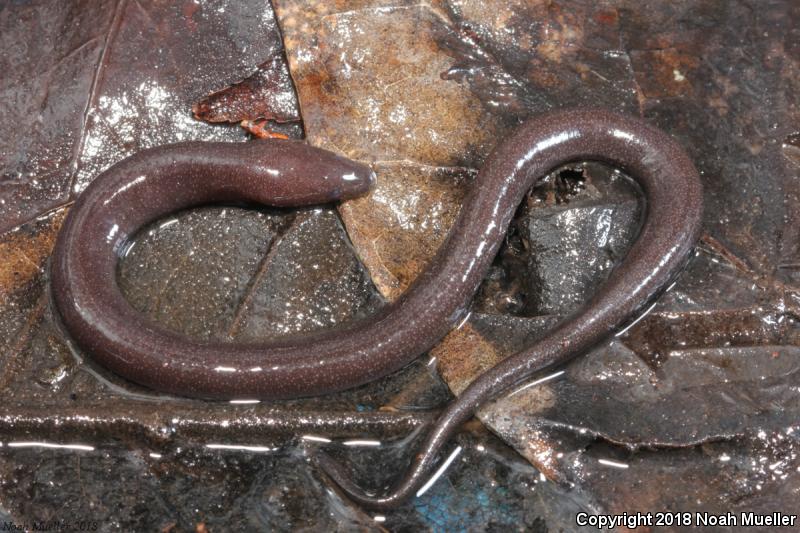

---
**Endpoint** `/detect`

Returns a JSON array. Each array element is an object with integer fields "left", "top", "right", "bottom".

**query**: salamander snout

[
  {"left": 245, "top": 139, "right": 376, "bottom": 203},
  {"left": 331, "top": 158, "right": 376, "bottom": 200}
]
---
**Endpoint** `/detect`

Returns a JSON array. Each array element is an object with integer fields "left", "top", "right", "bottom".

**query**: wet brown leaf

[
  {"left": 192, "top": 55, "right": 301, "bottom": 125},
  {"left": 273, "top": 0, "right": 504, "bottom": 298}
]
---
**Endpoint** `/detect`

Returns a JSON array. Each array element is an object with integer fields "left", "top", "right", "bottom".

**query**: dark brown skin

[{"left": 51, "top": 109, "right": 703, "bottom": 509}]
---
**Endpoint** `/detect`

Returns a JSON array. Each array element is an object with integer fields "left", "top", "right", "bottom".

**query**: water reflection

[
  {"left": 301, "top": 435, "right": 332, "bottom": 443},
  {"left": 509, "top": 370, "right": 565, "bottom": 397},
  {"left": 342, "top": 439, "right": 381, "bottom": 447},
  {"left": 416, "top": 445, "right": 463, "bottom": 497},
  {"left": 597, "top": 458, "right": 629, "bottom": 469},
  {"left": 614, "top": 300, "right": 658, "bottom": 337},
  {"left": 205, "top": 444, "right": 277, "bottom": 453},
  {"left": 6, "top": 441, "right": 94, "bottom": 452}
]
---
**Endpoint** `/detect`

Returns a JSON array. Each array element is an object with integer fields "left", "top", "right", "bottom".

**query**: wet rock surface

[{"left": 1, "top": 0, "right": 798, "bottom": 531}]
